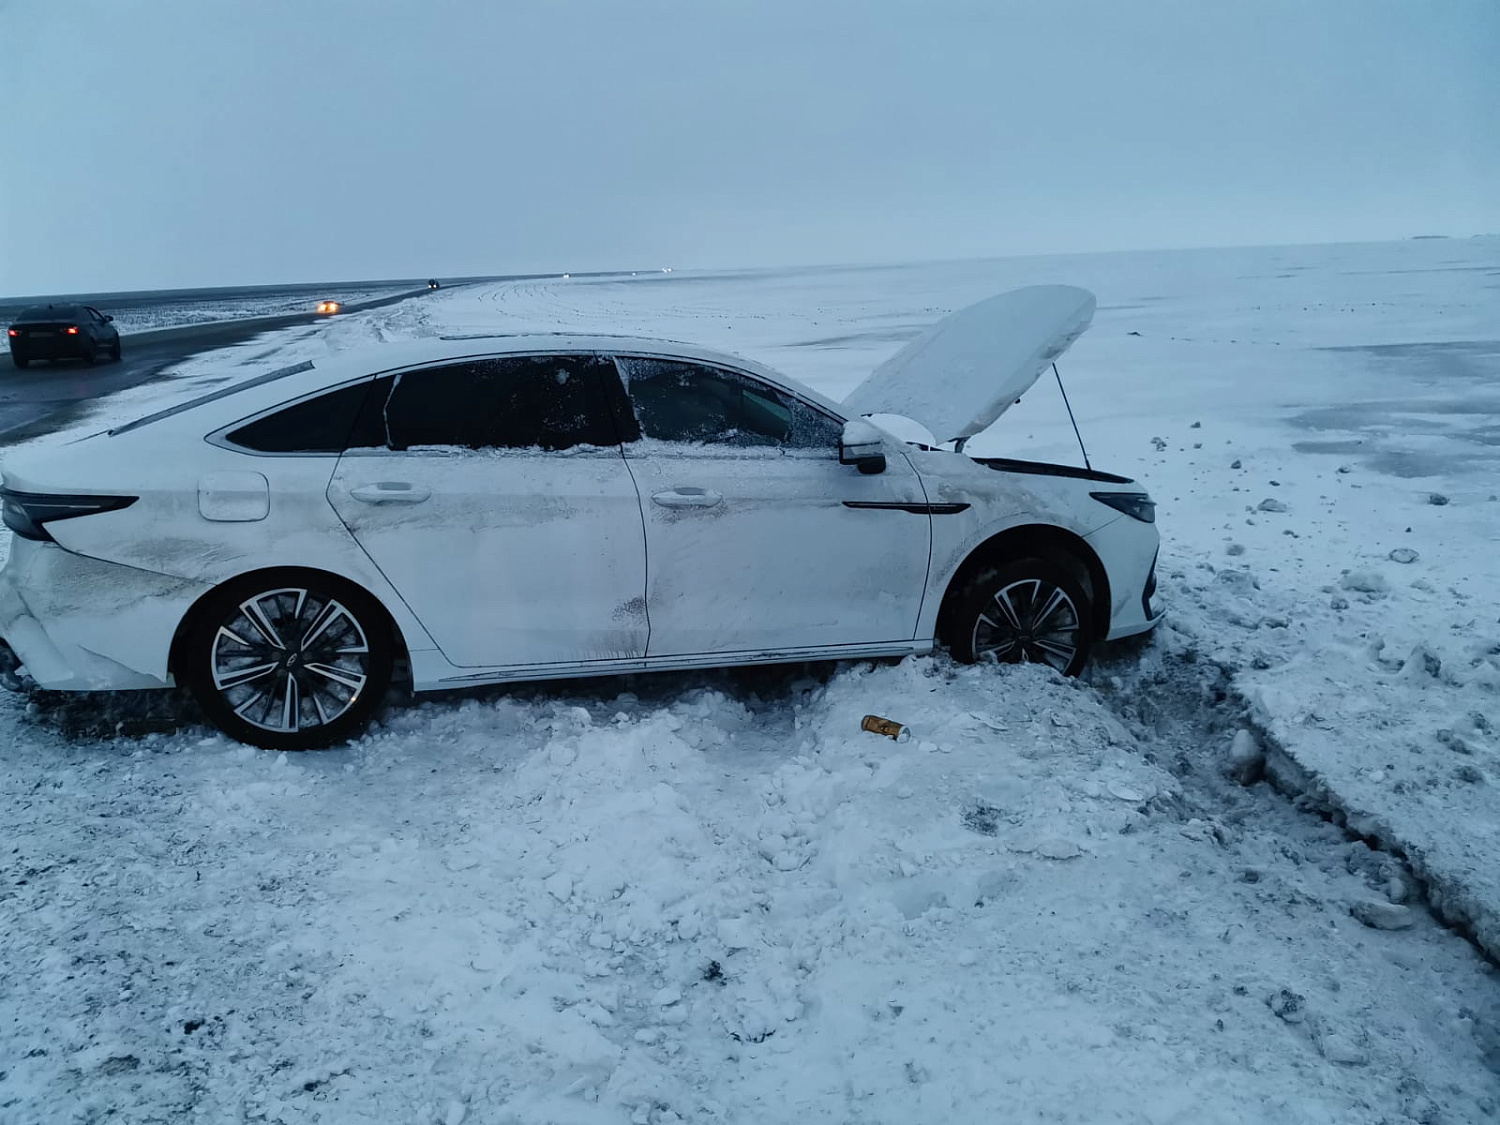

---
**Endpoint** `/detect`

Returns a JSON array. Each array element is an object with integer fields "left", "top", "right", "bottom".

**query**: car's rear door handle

[
  {"left": 652, "top": 487, "right": 723, "bottom": 509},
  {"left": 349, "top": 482, "right": 431, "bottom": 504}
]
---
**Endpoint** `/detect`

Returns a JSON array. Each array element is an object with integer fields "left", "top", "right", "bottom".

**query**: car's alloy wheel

[
  {"left": 949, "top": 556, "right": 1093, "bottom": 676},
  {"left": 184, "top": 575, "right": 393, "bottom": 749}
]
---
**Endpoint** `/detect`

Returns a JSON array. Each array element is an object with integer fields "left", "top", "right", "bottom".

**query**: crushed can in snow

[{"left": 861, "top": 714, "right": 912, "bottom": 743}]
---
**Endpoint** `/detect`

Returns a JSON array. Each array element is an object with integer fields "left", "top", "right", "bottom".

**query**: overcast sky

[{"left": 2, "top": 0, "right": 1496, "bottom": 294}]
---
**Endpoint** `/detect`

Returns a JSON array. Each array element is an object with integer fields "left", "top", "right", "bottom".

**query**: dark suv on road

[{"left": 7, "top": 305, "right": 121, "bottom": 368}]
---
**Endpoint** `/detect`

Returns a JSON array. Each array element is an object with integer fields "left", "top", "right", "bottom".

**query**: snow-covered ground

[{"left": 3, "top": 238, "right": 1499, "bottom": 1122}]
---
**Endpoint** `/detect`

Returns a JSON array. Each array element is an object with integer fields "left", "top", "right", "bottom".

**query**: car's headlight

[{"left": 1090, "top": 491, "right": 1155, "bottom": 523}]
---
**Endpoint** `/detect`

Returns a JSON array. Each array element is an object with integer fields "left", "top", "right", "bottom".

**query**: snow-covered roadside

[
  {"left": 422, "top": 240, "right": 1500, "bottom": 960},
  {"left": 5, "top": 659, "right": 1497, "bottom": 1123},
  {"left": 3, "top": 239, "right": 1499, "bottom": 1122}
]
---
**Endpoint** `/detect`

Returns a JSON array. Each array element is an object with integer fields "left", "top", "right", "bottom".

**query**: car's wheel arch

[
  {"left": 935, "top": 524, "right": 1111, "bottom": 647},
  {"left": 168, "top": 565, "right": 412, "bottom": 686}
]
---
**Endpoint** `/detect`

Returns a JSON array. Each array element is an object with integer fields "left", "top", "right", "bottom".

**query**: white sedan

[{"left": 0, "top": 286, "right": 1162, "bottom": 749}]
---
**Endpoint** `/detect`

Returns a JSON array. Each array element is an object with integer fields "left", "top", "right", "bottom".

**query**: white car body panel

[
  {"left": 329, "top": 445, "right": 649, "bottom": 667},
  {"left": 842, "top": 286, "right": 1096, "bottom": 444},
  {"left": 899, "top": 447, "right": 1153, "bottom": 640},
  {"left": 0, "top": 310, "right": 1162, "bottom": 706},
  {"left": 623, "top": 441, "right": 931, "bottom": 656}
]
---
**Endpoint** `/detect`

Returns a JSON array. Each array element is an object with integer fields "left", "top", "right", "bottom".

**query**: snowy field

[{"left": 3, "top": 238, "right": 1499, "bottom": 1123}]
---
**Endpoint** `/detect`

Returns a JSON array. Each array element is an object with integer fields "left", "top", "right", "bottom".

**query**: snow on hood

[{"left": 841, "top": 285, "right": 1096, "bottom": 444}]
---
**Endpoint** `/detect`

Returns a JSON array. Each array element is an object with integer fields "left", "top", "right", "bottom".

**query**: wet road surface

[{"left": 0, "top": 287, "right": 431, "bottom": 446}]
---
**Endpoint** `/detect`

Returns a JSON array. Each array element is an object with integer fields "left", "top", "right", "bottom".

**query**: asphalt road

[{"left": 0, "top": 287, "right": 432, "bottom": 447}]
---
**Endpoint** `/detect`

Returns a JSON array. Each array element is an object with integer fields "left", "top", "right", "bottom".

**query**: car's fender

[{"left": 904, "top": 447, "right": 1128, "bottom": 643}]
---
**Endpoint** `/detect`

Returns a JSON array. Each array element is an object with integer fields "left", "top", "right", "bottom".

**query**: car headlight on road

[{"left": 1090, "top": 491, "right": 1156, "bottom": 523}]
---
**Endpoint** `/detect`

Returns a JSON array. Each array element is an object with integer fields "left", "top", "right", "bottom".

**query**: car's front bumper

[
  {"left": 0, "top": 634, "right": 30, "bottom": 692},
  {"left": 1084, "top": 515, "right": 1165, "bottom": 641},
  {"left": 0, "top": 539, "right": 208, "bottom": 692}
]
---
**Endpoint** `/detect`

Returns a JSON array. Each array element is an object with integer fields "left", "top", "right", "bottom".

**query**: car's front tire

[
  {"left": 947, "top": 556, "right": 1093, "bottom": 676},
  {"left": 180, "top": 572, "right": 394, "bottom": 750},
  {"left": 109, "top": 340, "right": 121, "bottom": 362}
]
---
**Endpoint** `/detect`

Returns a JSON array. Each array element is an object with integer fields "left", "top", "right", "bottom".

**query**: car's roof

[
  {"left": 300, "top": 334, "right": 845, "bottom": 415},
  {"left": 89, "top": 333, "right": 846, "bottom": 445}
]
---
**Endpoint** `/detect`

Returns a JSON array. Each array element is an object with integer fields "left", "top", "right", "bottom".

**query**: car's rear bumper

[
  {"left": 0, "top": 539, "right": 206, "bottom": 692},
  {"left": 9, "top": 338, "right": 95, "bottom": 360}
]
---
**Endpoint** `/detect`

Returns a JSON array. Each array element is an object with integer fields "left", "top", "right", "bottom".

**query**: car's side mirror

[
  {"left": 839, "top": 418, "right": 887, "bottom": 475},
  {"left": 103, "top": 315, "right": 114, "bottom": 322}
]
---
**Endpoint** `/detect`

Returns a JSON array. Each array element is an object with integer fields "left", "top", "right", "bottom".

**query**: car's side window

[
  {"left": 616, "top": 357, "right": 840, "bottom": 450},
  {"left": 381, "top": 355, "right": 619, "bottom": 452},
  {"left": 224, "top": 379, "right": 386, "bottom": 453}
]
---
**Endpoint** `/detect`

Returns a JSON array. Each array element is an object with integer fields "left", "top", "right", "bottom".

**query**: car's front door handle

[
  {"left": 349, "top": 482, "right": 431, "bottom": 504},
  {"left": 651, "top": 487, "right": 723, "bottom": 510}
]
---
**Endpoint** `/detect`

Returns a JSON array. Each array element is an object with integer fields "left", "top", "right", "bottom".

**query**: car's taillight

[
  {"left": 0, "top": 490, "right": 138, "bottom": 543},
  {"left": 6, "top": 329, "right": 16, "bottom": 337},
  {"left": 65, "top": 326, "right": 80, "bottom": 335}
]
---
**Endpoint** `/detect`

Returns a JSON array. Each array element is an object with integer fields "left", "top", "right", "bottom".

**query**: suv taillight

[{"left": 1, "top": 490, "right": 138, "bottom": 543}]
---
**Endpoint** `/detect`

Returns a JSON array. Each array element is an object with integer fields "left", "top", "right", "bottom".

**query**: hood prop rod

[{"left": 1053, "top": 362, "right": 1092, "bottom": 472}]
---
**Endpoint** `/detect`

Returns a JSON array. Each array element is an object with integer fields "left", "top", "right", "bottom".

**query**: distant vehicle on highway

[
  {"left": 427, "top": 279, "right": 441, "bottom": 290},
  {"left": 7, "top": 305, "right": 121, "bottom": 368},
  {"left": 316, "top": 300, "right": 342, "bottom": 315}
]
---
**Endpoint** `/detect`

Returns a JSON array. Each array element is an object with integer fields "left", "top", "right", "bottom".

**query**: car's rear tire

[
  {"left": 946, "top": 556, "right": 1093, "bottom": 677},
  {"left": 11, "top": 354, "right": 28, "bottom": 369},
  {"left": 180, "top": 572, "right": 394, "bottom": 750},
  {"left": 80, "top": 346, "right": 96, "bottom": 367}
]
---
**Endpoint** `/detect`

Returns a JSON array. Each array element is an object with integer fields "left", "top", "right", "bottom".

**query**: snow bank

[{"left": 4, "top": 658, "right": 1496, "bottom": 1122}]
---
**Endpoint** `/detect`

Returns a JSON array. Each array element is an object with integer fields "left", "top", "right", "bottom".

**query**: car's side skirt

[{"left": 415, "top": 640, "right": 933, "bottom": 692}]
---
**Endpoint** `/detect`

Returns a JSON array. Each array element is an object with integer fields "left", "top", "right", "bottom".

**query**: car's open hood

[{"left": 841, "top": 285, "right": 1096, "bottom": 444}]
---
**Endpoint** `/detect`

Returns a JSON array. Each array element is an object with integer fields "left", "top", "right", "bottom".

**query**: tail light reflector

[{"left": 1, "top": 490, "right": 139, "bottom": 543}]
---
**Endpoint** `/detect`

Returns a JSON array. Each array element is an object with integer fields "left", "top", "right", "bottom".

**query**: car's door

[
  {"left": 614, "top": 355, "right": 932, "bottom": 658},
  {"left": 327, "top": 354, "right": 649, "bottom": 669}
]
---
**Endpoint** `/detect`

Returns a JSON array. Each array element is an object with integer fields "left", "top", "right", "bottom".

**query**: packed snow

[{"left": 3, "top": 237, "right": 1499, "bottom": 1122}]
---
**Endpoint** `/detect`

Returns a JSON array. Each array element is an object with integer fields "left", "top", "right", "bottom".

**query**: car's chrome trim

[
  {"left": 428, "top": 640, "right": 926, "bottom": 687},
  {"left": 112, "top": 361, "right": 316, "bottom": 437},
  {"left": 842, "top": 500, "right": 970, "bottom": 515}
]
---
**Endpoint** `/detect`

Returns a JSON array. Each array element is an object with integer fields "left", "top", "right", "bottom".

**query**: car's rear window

[
  {"left": 223, "top": 378, "right": 381, "bottom": 453},
  {"left": 16, "top": 305, "right": 82, "bottom": 321}
]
